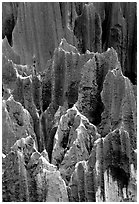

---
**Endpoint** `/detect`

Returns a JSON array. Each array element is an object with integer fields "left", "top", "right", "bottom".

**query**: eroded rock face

[
  {"left": 2, "top": 54, "right": 44, "bottom": 152},
  {"left": 2, "top": 2, "right": 19, "bottom": 45},
  {"left": 3, "top": 137, "right": 69, "bottom": 202},
  {"left": 10, "top": 2, "right": 77, "bottom": 71},
  {"left": 76, "top": 57, "right": 98, "bottom": 124},
  {"left": 68, "top": 125, "right": 137, "bottom": 202},
  {"left": 74, "top": 2, "right": 136, "bottom": 84},
  {"left": 2, "top": 2, "right": 137, "bottom": 202},
  {"left": 99, "top": 63, "right": 137, "bottom": 150},
  {"left": 2, "top": 54, "right": 18, "bottom": 91},
  {"left": 3, "top": 2, "right": 136, "bottom": 83},
  {"left": 2, "top": 37, "right": 20, "bottom": 64},
  {"left": 2, "top": 96, "right": 35, "bottom": 155},
  {"left": 52, "top": 105, "right": 100, "bottom": 184},
  {"left": 2, "top": 38, "right": 137, "bottom": 202},
  {"left": 74, "top": 3, "right": 102, "bottom": 53}
]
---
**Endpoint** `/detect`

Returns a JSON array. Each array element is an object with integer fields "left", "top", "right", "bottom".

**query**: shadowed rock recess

[{"left": 2, "top": 2, "right": 137, "bottom": 202}]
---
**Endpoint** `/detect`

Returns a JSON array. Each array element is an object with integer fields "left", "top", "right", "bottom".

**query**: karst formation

[{"left": 2, "top": 2, "right": 137, "bottom": 202}]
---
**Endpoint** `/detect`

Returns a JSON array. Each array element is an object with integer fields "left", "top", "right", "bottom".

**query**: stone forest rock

[
  {"left": 2, "top": 2, "right": 19, "bottom": 45},
  {"left": 99, "top": 63, "right": 137, "bottom": 150},
  {"left": 52, "top": 105, "right": 100, "bottom": 184},
  {"left": 74, "top": 2, "right": 136, "bottom": 84},
  {"left": 11, "top": 2, "right": 77, "bottom": 71},
  {"left": 68, "top": 126, "right": 137, "bottom": 202},
  {"left": 74, "top": 3, "right": 102, "bottom": 53},
  {"left": 2, "top": 96, "right": 35, "bottom": 155},
  {"left": 3, "top": 137, "right": 68, "bottom": 202},
  {"left": 2, "top": 2, "right": 137, "bottom": 202}
]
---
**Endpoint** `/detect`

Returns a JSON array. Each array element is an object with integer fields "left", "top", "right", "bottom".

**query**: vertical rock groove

[{"left": 2, "top": 2, "right": 137, "bottom": 202}]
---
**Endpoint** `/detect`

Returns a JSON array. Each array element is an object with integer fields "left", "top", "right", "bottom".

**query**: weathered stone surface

[
  {"left": 41, "top": 103, "right": 58, "bottom": 162},
  {"left": 74, "top": 2, "right": 86, "bottom": 16},
  {"left": 22, "top": 76, "right": 44, "bottom": 152},
  {"left": 2, "top": 2, "right": 19, "bottom": 45},
  {"left": 2, "top": 96, "right": 35, "bottom": 155},
  {"left": 3, "top": 151, "right": 29, "bottom": 201},
  {"left": 69, "top": 125, "right": 137, "bottom": 202},
  {"left": 102, "top": 3, "right": 127, "bottom": 70},
  {"left": 73, "top": 2, "right": 136, "bottom": 84},
  {"left": 102, "top": 2, "right": 137, "bottom": 84},
  {"left": 76, "top": 57, "right": 98, "bottom": 124},
  {"left": 3, "top": 137, "right": 69, "bottom": 202},
  {"left": 3, "top": 2, "right": 136, "bottom": 83},
  {"left": 32, "top": 74, "right": 42, "bottom": 114},
  {"left": 2, "top": 54, "right": 18, "bottom": 90},
  {"left": 3, "top": 54, "right": 44, "bottom": 152},
  {"left": 40, "top": 40, "right": 96, "bottom": 162},
  {"left": 59, "top": 3, "right": 77, "bottom": 47},
  {"left": 102, "top": 126, "right": 136, "bottom": 202},
  {"left": 74, "top": 3, "right": 102, "bottom": 53},
  {"left": 2, "top": 2, "right": 137, "bottom": 202},
  {"left": 41, "top": 60, "right": 52, "bottom": 111},
  {"left": 75, "top": 47, "right": 121, "bottom": 126},
  {"left": 2, "top": 37, "right": 20, "bottom": 64},
  {"left": 51, "top": 38, "right": 96, "bottom": 109},
  {"left": 99, "top": 62, "right": 137, "bottom": 150},
  {"left": 11, "top": 2, "right": 77, "bottom": 71},
  {"left": 52, "top": 105, "right": 99, "bottom": 184},
  {"left": 59, "top": 38, "right": 78, "bottom": 53}
]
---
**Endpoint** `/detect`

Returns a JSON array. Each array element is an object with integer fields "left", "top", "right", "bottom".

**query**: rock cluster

[
  {"left": 68, "top": 127, "right": 137, "bottom": 202},
  {"left": 3, "top": 136, "right": 68, "bottom": 202},
  {"left": 2, "top": 2, "right": 136, "bottom": 84},
  {"left": 52, "top": 105, "right": 99, "bottom": 181},
  {"left": 74, "top": 2, "right": 137, "bottom": 84},
  {"left": 2, "top": 96, "right": 35, "bottom": 155},
  {"left": 2, "top": 2, "right": 137, "bottom": 202}
]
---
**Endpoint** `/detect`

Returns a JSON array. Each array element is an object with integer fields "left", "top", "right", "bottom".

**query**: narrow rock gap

[
  {"left": 92, "top": 55, "right": 105, "bottom": 126},
  {"left": 101, "top": 2, "right": 112, "bottom": 50}
]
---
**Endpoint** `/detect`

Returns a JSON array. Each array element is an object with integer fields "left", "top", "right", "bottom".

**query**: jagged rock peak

[
  {"left": 52, "top": 105, "right": 100, "bottom": 184},
  {"left": 2, "top": 96, "right": 35, "bottom": 155},
  {"left": 3, "top": 137, "right": 69, "bottom": 202},
  {"left": 99, "top": 62, "right": 137, "bottom": 150}
]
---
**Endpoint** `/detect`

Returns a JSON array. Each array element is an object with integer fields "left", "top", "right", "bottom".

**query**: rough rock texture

[
  {"left": 3, "top": 136, "right": 68, "bottom": 202},
  {"left": 76, "top": 57, "right": 98, "bottom": 124},
  {"left": 2, "top": 2, "right": 19, "bottom": 45},
  {"left": 2, "top": 39, "right": 137, "bottom": 202},
  {"left": 2, "top": 96, "right": 35, "bottom": 155},
  {"left": 2, "top": 2, "right": 136, "bottom": 84},
  {"left": 74, "top": 3, "right": 102, "bottom": 53},
  {"left": 2, "top": 37, "right": 20, "bottom": 64},
  {"left": 2, "top": 54, "right": 44, "bottom": 152},
  {"left": 2, "top": 2, "right": 137, "bottom": 202},
  {"left": 99, "top": 63, "right": 137, "bottom": 151},
  {"left": 52, "top": 105, "right": 100, "bottom": 184},
  {"left": 68, "top": 126, "right": 137, "bottom": 202},
  {"left": 74, "top": 2, "right": 137, "bottom": 84},
  {"left": 12, "top": 2, "right": 77, "bottom": 71}
]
